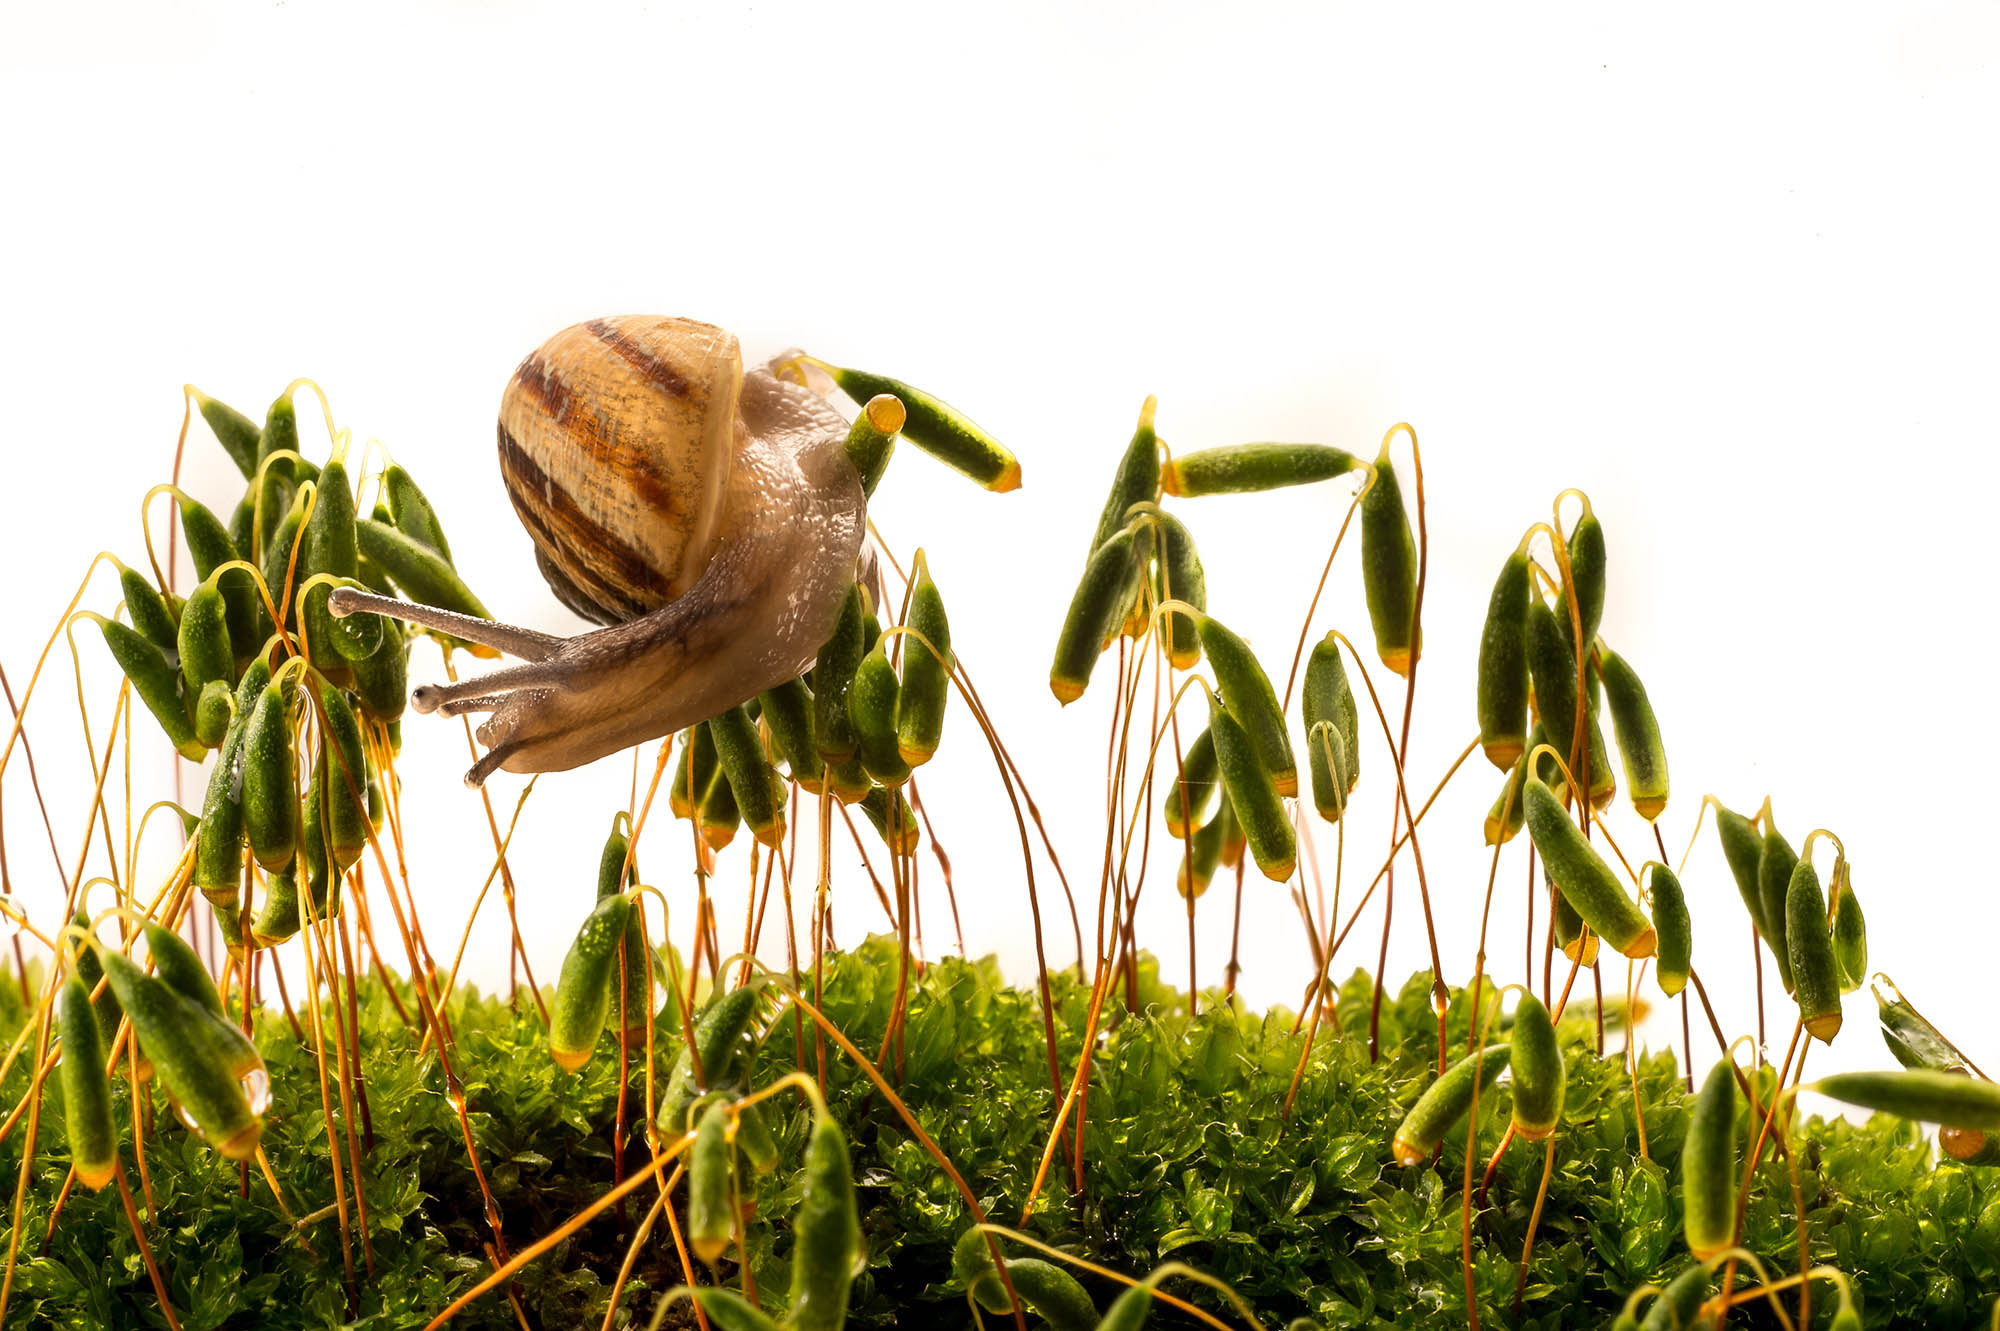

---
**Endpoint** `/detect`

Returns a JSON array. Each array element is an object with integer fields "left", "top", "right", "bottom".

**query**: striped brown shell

[{"left": 499, "top": 316, "right": 742, "bottom": 625}]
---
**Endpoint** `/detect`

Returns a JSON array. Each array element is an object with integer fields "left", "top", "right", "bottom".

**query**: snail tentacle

[{"left": 329, "top": 587, "right": 563, "bottom": 662}]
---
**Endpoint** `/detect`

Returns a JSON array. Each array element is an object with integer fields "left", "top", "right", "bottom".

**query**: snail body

[{"left": 332, "top": 316, "right": 867, "bottom": 784}]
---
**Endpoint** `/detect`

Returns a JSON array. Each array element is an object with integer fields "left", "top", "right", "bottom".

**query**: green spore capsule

[
  {"left": 670, "top": 721, "right": 721, "bottom": 821},
  {"left": 1090, "top": 398, "right": 1161, "bottom": 557},
  {"left": 594, "top": 821, "right": 649, "bottom": 1040},
  {"left": 1148, "top": 511, "right": 1206, "bottom": 669},
  {"left": 1197, "top": 613, "right": 1295, "bottom": 797},
  {"left": 815, "top": 585, "right": 868, "bottom": 761},
  {"left": 260, "top": 487, "right": 308, "bottom": 617},
  {"left": 1476, "top": 547, "right": 1531, "bottom": 771},
  {"left": 788, "top": 1109, "right": 864, "bottom": 1331},
  {"left": 1208, "top": 701, "right": 1294, "bottom": 883},
  {"left": 194, "top": 390, "right": 262, "bottom": 480},
  {"left": 241, "top": 679, "right": 299, "bottom": 871},
  {"left": 1554, "top": 887, "right": 1599, "bottom": 966},
  {"left": 547, "top": 893, "right": 633, "bottom": 1072},
  {"left": 1392, "top": 1044, "right": 1513, "bottom": 1166},
  {"left": 697, "top": 765, "right": 742, "bottom": 851},
  {"left": 298, "top": 759, "right": 332, "bottom": 920},
  {"left": 144, "top": 923, "right": 225, "bottom": 1021},
  {"left": 1360, "top": 444, "right": 1419, "bottom": 677},
  {"left": 299, "top": 456, "right": 359, "bottom": 667},
  {"left": 842, "top": 393, "right": 904, "bottom": 500},
  {"left": 860, "top": 785, "right": 919, "bottom": 856},
  {"left": 347, "top": 622, "right": 407, "bottom": 722},
  {"left": 1877, "top": 978, "right": 1967, "bottom": 1072},
  {"left": 1162, "top": 442, "right": 1359, "bottom": 497},
  {"left": 1303, "top": 632, "right": 1361, "bottom": 822},
  {"left": 688, "top": 1099, "right": 734, "bottom": 1265},
  {"left": 255, "top": 458, "right": 296, "bottom": 562},
  {"left": 58, "top": 975, "right": 118, "bottom": 1191},
  {"left": 354, "top": 518, "right": 491, "bottom": 620},
  {"left": 70, "top": 909, "right": 127, "bottom": 1058},
  {"left": 657, "top": 986, "right": 761, "bottom": 1134},
  {"left": 1582, "top": 694, "right": 1615, "bottom": 813},
  {"left": 177, "top": 579, "right": 234, "bottom": 711},
  {"left": 1600, "top": 648, "right": 1668, "bottom": 821},
  {"left": 1098, "top": 1280, "right": 1158, "bottom": 1331},
  {"left": 1646, "top": 863, "right": 1693, "bottom": 998},
  {"left": 848, "top": 639, "right": 910, "bottom": 787},
  {"left": 1177, "top": 793, "right": 1230, "bottom": 900},
  {"left": 735, "top": 1102, "right": 780, "bottom": 1174},
  {"left": 178, "top": 494, "right": 260, "bottom": 661},
  {"left": 896, "top": 551, "right": 954, "bottom": 766},
  {"left": 1638, "top": 1264, "right": 1711, "bottom": 1331},
  {"left": 118, "top": 563, "right": 179, "bottom": 655},
  {"left": 1162, "top": 727, "right": 1218, "bottom": 837},
  {"left": 952, "top": 1230, "right": 1099, "bottom": 1330},
  {"left": 1556, "top": 506, "right": 1606, "bottom": 653},
  {"left": 1757, "top": 815, "right": 1800, "bottom": 994},
  {"left": 1810, "top": 1068, "right": 2000, "bottom": 1132},
  {"left": 323, "top": 577, "right": 385, "bottom": 663},
  {"left": 827, "top": 364, "right": 1020, "bottom": 492},
  {"left": 689, "top": 1288, "right": 779, "bottom": 1331},
  {"left": 256, "top": 388, "right": 298, "bottom": 474},
  {"left": 1483, "top": 746, "right": 1532, "bottom": 846},
  {"left": 1051, "top": 526, "right": 1139, "bottom": 704},
  {"left": 251, "top": 869, "right": 301, "bottom": 946},
  {"left": 99, "top": 950, "right": 260, "bottom": 1160},
  {"left": 1509, "top": 993, "right": 1565, "bottom": 1141},
  {"left": 93, "top": 617, "right": 204, "bottom": 761},
  {"left": 382, "top": 463, "right": 452, "bottom": 562},
  {"left": 313, "top": 677, "right": 370, "bottom": 871},
  {"left": 1830, "top": 859, "right": 1867, "bottom": 994},
  {"left": 1682, "top": 1060, "right": 1738, "bottom": 1260},
  {"left": 1525, "top": 601, "right": 1581, "bottom": 769},
  {"left": 1713, "top": 801, "right": 1768, "bottom": 937},
  {"left": 1523, "top": 774, "right": 1657, "bottom": 958},
  {"left": 193, "top": 678, "right": 234, "bottom": 748},
  {"left": 759, "top": 677, "right": 820, "bottom": 790},
  {"left": 1786, "top": 858, "right": 1844, "bottom": 1043},
  {"left": 710, "top": 704, "right": 787, "bottom": 846}
]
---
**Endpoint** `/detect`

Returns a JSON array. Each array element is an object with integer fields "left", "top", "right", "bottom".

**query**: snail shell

[{"left": 336, "top": 316, "right": 865, "bottom": 784}]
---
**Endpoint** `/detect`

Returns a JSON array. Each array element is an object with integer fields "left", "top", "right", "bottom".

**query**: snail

[{"left": 330, "top": 315, "right": 1012, "bottom": 786}]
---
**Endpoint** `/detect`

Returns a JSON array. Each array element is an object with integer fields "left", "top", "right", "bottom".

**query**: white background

[{"left": 3, "top": 3, "right": 1997, "bottom": 1099}]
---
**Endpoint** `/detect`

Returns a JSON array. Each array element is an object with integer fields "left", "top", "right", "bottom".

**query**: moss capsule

[
  {"left": 1509, "top": 993, "right": 1565, "bottom": 1141},
  {"left": 1090, "top": 398, "right": 1161, "bottom": 554},
  {"left": 1646, "top": 863, "right": 1693, "bottom": 998},
  {"left": 179, "top": 494, "right": 259, "bottom": 661},
  {"left": 1051, "top": 526, "right": 1139, "bottom": 704},
  {"left": 1484, "top": 748, "right": 1530, "bottom": 846},
  {"left": 1786, "top": 858, "right": 1843, "bottom": 1043},
  {"left": 1600, "top": 648, "right": 1668, "bottom": 820},
  {"left": 1476, "top": 548, "right": 1531, "bottom": 771},
  {"left": 195, "top": 390, "right": 262, "bottom": 479},
  {"left": 787, "top": 1110, "right": 863, "bottom": 1331},
  {"left": 251, "top": 869, "right": 302, "bottom": 946},
  {"left": 548, "top": 894, "right": 633, "bottom": 1072},
  {"left": 1177, "top": 793, "right": 1231, "bottom": 900},
  {"left": 827, "top": 364, "right": 1019, "bottom": 491},
  {"left": 896, "top": 551, "right": 953, "bottom": 766},
  {"left": 1811, "top": 1068, "right": 2000, "bottom": 1132},
  {"left": 176, "top": 579, "right": 234, "bottom": 716},
  {"left": 382, "top": 463, "right": 453, "bottom": 562},
  {"left": 1148, "top": 511, "right": 1206, "bottom": 669},
  {"left": 671, "top": 721, "right": 721, "bottom": 821},
  {"left": 240, "top": 679, "right": 299, "bottom": 871},
  {"left": 299, "top": 456, "right": 359, "bottom": 667},
  {"left": 759, "top": 677, "right": 821, "bottom": 790},
  {"left": 690, "top": 1288, "right": 779, "bottom": 1331},
  {"left": 1639, "top": 1264, "right": 1710, "bottom": 1331},
  {"left": 1830, "top": 859, "right": 1867, "bottom": 994},
  {"left": 1557, "top": 507, "right": 1606, "bottom": 653},
  {"left": 688, "top": 1099, "right": 734, "bottom": 1265},
  {"left": 1682, "top": 1060, "right": 1738, "bottom": 1261},
  {"left": 1554, "top": 887, "right": 1600, "bottom": 966},
  {"left": 1209, "top": 702, "right": 1294, "bottom": 883},
  {"left": 698, "top": 766, "right": 742, "bottom": 850},
  {"left": 841, "top": 393, "right": 902, "bottom": 500},
  {"left": 354, "top": 518, "right": 491, "bottom": 620},
  {"left": 1303, "top": 633, "right": 1361, "bottom": 822},
  {"left": 144, "top": 923, "right": 225, "bottom": 1021},
  {"left": 313, "top": 677, "right": 369, "bottom": 871},
  {"left": 94, "top": 617, "right": 204, "bottom": 761},
  {"left": 860, "top": 785, "right": 919, "bottom": 856},
  {"left": 347, "top": 621, "right": 407, "bottom": 722},
  {"left": 815, "top": 584, "right": 868, "bottom": 761},
  {"left": 1525, "top": 601, "right": 1579, "bottom": 771},
  {"left": 58, "top": 975, "right": 118, "bottom": 1191},
  {"left": 99, "top": 950, "right": 260, "bottom": 1160},
  {"left": 953, "top": 1229, "right": 1098, "bottom": 1328},
  {"left": 118, "top": 563, "right": 179, "bottom": 655},
  {"left": 192, "top": 660, "right": 267, "bottom": 906},
  {"left": 1523, "top": 775, "right": 1656, "bottom": 958},
  {"left": 1162, "top": 727, "right": 1218, "bottom": 838},
  {"left": 1359, "top": 446, "right": 1419, "bottom": 676},
  {"left": 1713, "top": 801, "right": 1768, "bottom": 937},
  {"left": 1163, "top": 441, "right": 1359, "bottom": 497},
  {"left": 594, "top": 822, "right": 649, "bottom": 1039},
  {"left": 1197, "top": 614, "right": 1296, "bottom": 797},
  {"left": 1757, "top": 816, "right": 1799, "bottom": 994},
  {"left": 1392, "top": 1044, "right": 1513, "bottom": 1166},
  {"left": 711, "top": 704, "right": 787, "bottom": 846},
  {"left": 658, "top": 986, "right": 761, "bottom": 1135},
  {"left": 848, "top": 640, "right": 910, "bottom": 788}
]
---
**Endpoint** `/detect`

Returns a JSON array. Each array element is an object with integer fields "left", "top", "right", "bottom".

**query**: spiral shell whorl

[{"left": 498, "top": 316, "right": 740, "bottom": 625}]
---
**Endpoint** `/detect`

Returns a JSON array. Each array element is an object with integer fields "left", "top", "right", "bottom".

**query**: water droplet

[{"left": 241, "top": 1067, "right": 271, "bottom": 1116}]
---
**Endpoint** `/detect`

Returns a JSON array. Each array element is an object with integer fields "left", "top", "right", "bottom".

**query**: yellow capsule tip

[
  {"left": 988, "top": 457, "right": 1023, "bottom": 493},
  {"left": 897, "top": 743, "right": 935, "bottom": 768},
  {"left": 549, "top": 1045, "right": 591, "bottom": 1074},
  {"left": 74, "top": 1160, "right": 117, "bottom": 1192},
  {"left": 1482, "top": 740, "right": 1524, "bottom": 771},
  {"left": 1273, "top": 770, "right": 1299, "bottom": 798},
  {"left": 1162, "top": 463, "right": 1188, "bottom": 497},
  {"left": 1391, "top": 1137, "right": 1427, "bottom": 1168},
  {"left": 1619, "top": 927, "right": 1659, "bottom": 961},
  {"left": 1513, "top": 1119, "right": 1556, "bottom": 1143},
  {"left": 1378, "top": 648, "right": 1413, "bottom": 678},
  {"left": 1633, "top": 796, "right": 1668, "bottom": 821},
  {"left": 1260, "top": 857, "right": 1297, "bottom": 884},
  {"left": 863, "top": 393, "right": 906, "bottom": 434},
  {"left": 693, "top": 1237, "right": 727, "bottom": 1266},
  {"left": 1050, "top": 678, "right": 1085, "bottom": 705},
  {"left": 1659, "top": 971, "right": 1688, "bottom": 999},
  {"left": 1806, "top": 1012, "right": 1844, "bottom": 1043},
  {"left": 218, "top": 1121, "right": 264, "bottom": 1162},
  {"left": 752, "top": 823, "right": 786, "bottom": 848}
]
